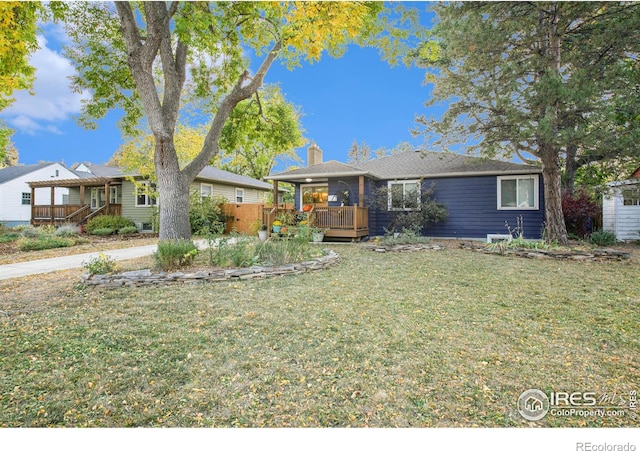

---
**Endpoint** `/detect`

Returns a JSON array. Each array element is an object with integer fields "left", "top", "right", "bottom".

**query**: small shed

[{"left": 603, "top": 169, "right": 640, "bottom": 241}]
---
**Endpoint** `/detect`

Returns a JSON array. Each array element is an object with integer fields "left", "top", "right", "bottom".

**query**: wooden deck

[
  {"left": 31, "top": 204, "right": 122, "bottom": 226},
  {"left": 262, "top": 205, "right": 369, "bottom": 240}
]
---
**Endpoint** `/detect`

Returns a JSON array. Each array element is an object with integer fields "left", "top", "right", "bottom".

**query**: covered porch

[
  {"left": 262, "top": 204, "right": 369, "bottom": 239},
  {"left": 28, "top": 177, "right": 122, "bottom": 226},
  {"left": 265, "top": 171, "right": 370, "bottom": 241}
]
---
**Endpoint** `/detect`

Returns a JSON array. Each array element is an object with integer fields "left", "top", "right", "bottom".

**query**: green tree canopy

[
  {"left": 0, "top": 2, "right": 40, "bottom": 156},
  {"left": 415, "top": 1, "right": 640, "bottom": 244},
  {"left": 218, "top": 85, "right": 305, "bottom": 180},
  {"left": 60, "top": 1, "right": 412, "bottom": 240}
]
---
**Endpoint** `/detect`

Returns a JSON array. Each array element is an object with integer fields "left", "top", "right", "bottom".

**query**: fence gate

[{"left": 222, "top": 203, "right": 263, "bottom": 235}]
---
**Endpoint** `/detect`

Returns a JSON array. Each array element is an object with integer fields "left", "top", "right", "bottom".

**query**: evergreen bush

[{"left": 85, "top": 215, "right": 136, "bottom": 234}]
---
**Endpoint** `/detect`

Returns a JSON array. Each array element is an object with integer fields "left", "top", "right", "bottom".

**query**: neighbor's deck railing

[{"left": 31, "top": 204, "right": 121, "bottom": 225}]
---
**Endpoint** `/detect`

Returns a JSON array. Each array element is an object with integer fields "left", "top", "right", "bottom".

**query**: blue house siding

[{"left": 368, "top": 175, "right": 545, "bottom": 240}]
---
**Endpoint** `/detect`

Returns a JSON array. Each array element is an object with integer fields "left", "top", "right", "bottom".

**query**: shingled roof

[
  {"left": 268, "top": 150, "right": 541, "bottom": 181},
  {"left": 40, "top": 163, "right": 274, "bottom": 191},
  {"left": 0, "top": 163, "right": 57, "bottom": 184},
  {"left": 357, "top": 150, "right": 541, "bottom": 179},
  {"left": 267, "top": 160, "right": 368, "bottom": 181}
]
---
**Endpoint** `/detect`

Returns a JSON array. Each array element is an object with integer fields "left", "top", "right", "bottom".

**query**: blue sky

[{"left": 2, "top": 3, "right": 439, "bottom": 173}]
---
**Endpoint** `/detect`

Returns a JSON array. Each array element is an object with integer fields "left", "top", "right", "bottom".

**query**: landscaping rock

[
  {"left": 471, "top": 246, "right": 631, "bottom": 262},
  {"left": 363, "top": 243, "right": 445, "bottom": 252},
  {"left": 82, "top": 250, "right": 340, "bottom": 288}
]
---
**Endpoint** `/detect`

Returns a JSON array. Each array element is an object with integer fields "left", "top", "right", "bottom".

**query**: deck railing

[
  {"left": 32, "top": 204, "right": 121, "bottom": 225},
  {"left": 313, "top": 206, "right": 369, "bottom": 231},
  {"left": 261, "top": 205, "right": 368, "bottom": 237}
]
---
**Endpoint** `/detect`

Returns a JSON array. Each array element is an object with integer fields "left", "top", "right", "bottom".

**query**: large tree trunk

[
  {"left": 155, "top": 136, "right": 192, "bottom": 241},
  {"left": 540, "top": 147, "right": 569, "bottom": 245}
]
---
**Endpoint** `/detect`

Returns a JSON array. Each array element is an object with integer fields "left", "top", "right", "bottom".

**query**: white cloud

[{"left": 0, "top": 34, "right": 90, "bottom": 133}]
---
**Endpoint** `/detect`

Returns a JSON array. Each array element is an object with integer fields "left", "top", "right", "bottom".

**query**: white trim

[
  {"left": 135, "top": 181, "right": 156, "bottom": 207},
  {"left": 300, "top": 183, "right": 329, "bottom": 206},
  {"left": 387, "top": 179, "right": 421, "bottom": 211},
  {"left": 497, "top": 174, "right": 539, "bottom": 210},
  {"left": 200, "top": 183, "right": 213, "bottom": 198},
  {"left": 235, "top": 187, "right": 244, "bottom": 203},
  {"left": 487, "top": 234, "right": 513, "bottom": 243}
]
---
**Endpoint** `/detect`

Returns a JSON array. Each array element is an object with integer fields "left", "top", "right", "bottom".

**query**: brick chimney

[{"left": 307, "top": 142, "right": 322, "bottom": 167}]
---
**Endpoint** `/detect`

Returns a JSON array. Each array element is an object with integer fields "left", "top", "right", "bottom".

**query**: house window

[
  {"left": 235, "top": 188, "right": 244, "bottom": 203},
  {"left": 136, "top": 182, "right": 157, "bottom": 207},
  {"left": 497, "top": 175, "right": 539, "bottom": 210},
  {"left": 388, "top": 180, "right": 420, "bottom": 211},
  {"left": 302, "top": 184, "right": 329, "bottom": 206},
  {"left": 21, "top": 192, "right": 31, "bottom": 205},
  {"left": 201, "top": 183, "right": 213, "bottom": 198},
  {"left": 622, "top": 187, "right": 640, "bottom": 206},
  {"left": 109, "top": 186, "right": 121, "bottom": 204}
]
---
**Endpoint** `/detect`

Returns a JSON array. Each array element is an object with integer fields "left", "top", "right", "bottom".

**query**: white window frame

[
  {"left": 622, "top": 187, "right": 640, "bottom": 206},
  {"left": 301, "top": 183, "right": 329, "bottom": 206},
  {"left": 497, "top": 175, "right": 539, "bottom": 210},
  {"left": 387, "top": 180, "right": 421, "bottom": 211},
  {"left": 21, "top": 192, "right": 31, "bottom": 205},
  {"left": 200, "top": 183, "right": 213, "bottom": 198},
  {"left": 135, "top": 181, "right": 157, "bottom": 207},
  {"left": 235, "top": 188, "right": 244, "bottom": 203}
]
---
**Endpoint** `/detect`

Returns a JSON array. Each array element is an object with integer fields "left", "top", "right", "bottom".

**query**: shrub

[
  {"left": 118, "top": 226, "right": 139, "bottom": 235},
  {"left": 17, "top": 236, "right": 72, "bottom": 251},
  {"left": 20, "top": 226, "right": 41, "bottom": 238},
  {"left": 255, "top": 239, "right": 317, "bottom": 267},
  {"left": 154, "top": 239, "right": 198, "bottom": 271},
  {"left": 589, "top": 230, "right": 617, "bottom": 246},
  {"left": 82, "top": 253, "right": 118, "bottom": 276},
  {"left": 369, "top": 182, "right": 448, "bottom": 235},
  {"left": 189, "top": 192, "right": 227, "bottom": 235},
  {"left": 213, "top": 236, "right": 258, "bottom": 268},
  {"left": 85, "top": 215, "right": 136, "bottom": 234},
  {"left": 55, "top": 224, "right": 80, "bottom": 237},
  {"left": 562, "top": 188, "right": 601, "bottom": 238},
  {"left": 91, "top": 228, "right": 116, "bottom": 236},
  {"left": 0, "top": 232, "right": 20, "bottom": 243}
]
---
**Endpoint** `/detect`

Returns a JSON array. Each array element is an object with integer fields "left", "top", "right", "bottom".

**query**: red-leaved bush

[{"left": 562, "top": 188, "right": 601, "bottom": 238}]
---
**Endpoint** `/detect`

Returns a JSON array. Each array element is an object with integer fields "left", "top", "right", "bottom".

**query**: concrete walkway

[
  {"left": 0, "top": 240, "right": 210, "bottom": 281},
  {"left": 0, "top": 244, "right": 160, "bottom": 281}
]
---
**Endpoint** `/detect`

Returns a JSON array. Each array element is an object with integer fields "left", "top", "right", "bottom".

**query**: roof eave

[
  {"left": 267, "top": 170, "right": 374, "bottom": 181},
  {"left": 379, "top": 168, "right": 542, "bottom": 180}
]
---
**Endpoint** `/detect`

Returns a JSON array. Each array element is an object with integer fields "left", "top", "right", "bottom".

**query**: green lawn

[{"left": 0, "top": 244, "right": 638, "bottom": 427}]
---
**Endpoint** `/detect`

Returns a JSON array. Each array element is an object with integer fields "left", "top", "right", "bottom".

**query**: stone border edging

[
  {"left": 460, "top": 242, "right": 631, "bottom": 261},
  {"left": 362, "top": 243, "right": 445, "bottom": 252},
  {"left": 82, "top": 249, "right": 340, "bottom": 288}
]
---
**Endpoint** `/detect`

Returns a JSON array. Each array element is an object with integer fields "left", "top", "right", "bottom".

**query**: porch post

[
  {"left": 30, "top": 185, "right": 35, "bottom": 225},
  {"left": 104, "top": 182, "right": 110, "bottom": 214},
  {"left": 50, "top": 186, "right": 55, "bottom": 223},
  {"left": 273, "top": 180, "right": 279, "bottom": 210},
  {"left": 358, "top": 175, "right": 364, "bottom": 208},
  {"left": 79, "top": 184, "right": 85, "bottom": 206}
]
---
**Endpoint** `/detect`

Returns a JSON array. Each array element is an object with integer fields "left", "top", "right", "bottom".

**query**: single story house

[
  {"left": 602, "top": 169, "right": 640, "bottom": 241},
  {"left": 266, "top": 145, "right": 545, "bottom": 241},
  {"left": 28, "top": 163, "right": 277, "bottom": 231},
  {"left": 0, "top": 162, "right": 78, "bottom": 227}
]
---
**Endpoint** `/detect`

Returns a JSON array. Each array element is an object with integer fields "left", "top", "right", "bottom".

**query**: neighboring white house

[
  {"left": 0, "top": 163, "right": 78, "bottom": 226},
  {"left": 603, "top": 178, "right": 640, "bottom": 241}
]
